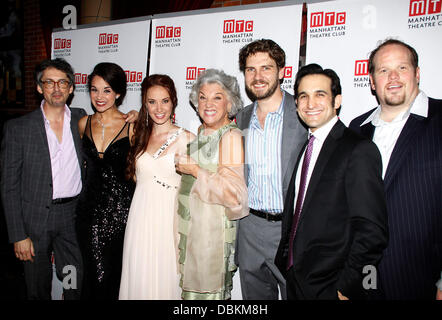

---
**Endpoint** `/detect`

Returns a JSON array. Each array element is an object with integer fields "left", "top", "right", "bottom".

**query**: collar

[
  {"left": 251, "top": 90, "right": 286, "bottom": 120},
  {"left": 309, "top": 115, "right": 338, "bottom": 143},
  {"left": 360, "top": 91, "right": 428, "bottom": 126},
  {"left": 40, "top": 100, "right": 71, "bottom": 126}
]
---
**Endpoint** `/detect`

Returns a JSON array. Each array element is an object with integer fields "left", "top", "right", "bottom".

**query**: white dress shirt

[
  {"left": 360, "top": 91, "right": 429, "bottom": 178},
  {"left": 293, "top": 116, "right": 339, "bottom": 211}
]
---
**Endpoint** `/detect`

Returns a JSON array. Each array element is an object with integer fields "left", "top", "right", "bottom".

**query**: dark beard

[{"left": 245, "top": 80, "right": 280, "bottom": 101}]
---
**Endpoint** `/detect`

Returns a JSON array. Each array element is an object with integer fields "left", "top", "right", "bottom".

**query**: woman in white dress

[{"left": 119, "top": 74, "right": 195, "bottom": 299}]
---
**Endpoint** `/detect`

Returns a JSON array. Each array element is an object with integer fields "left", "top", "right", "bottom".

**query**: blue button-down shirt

[{"left": 247, "top": 92, "right": 285, "bottom": 213}]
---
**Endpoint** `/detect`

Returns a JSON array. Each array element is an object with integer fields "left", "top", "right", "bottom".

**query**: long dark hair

[{"left": 126, "top": 74, "right": 178, "bottom": 180}]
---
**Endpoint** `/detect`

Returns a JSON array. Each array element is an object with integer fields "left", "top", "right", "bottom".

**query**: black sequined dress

[{"left": 76, "top": 116, "right": 135, "bottom": 300}]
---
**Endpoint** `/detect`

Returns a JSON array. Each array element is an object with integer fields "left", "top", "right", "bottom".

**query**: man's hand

[
  {"left": 14, "top": 237, "right": 35, "bottom": 262},
  {"left": 122, "top": 110, "right": 139, "bottom": 123},
  {"left": 337, "top": 290, "right": 349, "bottom": 300},
  {"left": 437, "top": 288, "right": 442, "bottom": 300}
]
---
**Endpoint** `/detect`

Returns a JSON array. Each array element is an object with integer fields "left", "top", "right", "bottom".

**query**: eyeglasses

[{"left": 40, "top": 79, "right": 71, "bottom": 89}]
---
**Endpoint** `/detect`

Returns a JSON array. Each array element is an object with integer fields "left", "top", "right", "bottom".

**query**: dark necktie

[{"left": 287, "top": 134, "right": 315, "bottom": 269}]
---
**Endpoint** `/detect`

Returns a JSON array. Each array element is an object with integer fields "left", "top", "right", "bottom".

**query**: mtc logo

[
  {"left": 75, "top": 73, "right": 88, "bottom": 85},
  {"left": 125, "top": 71, "right": 143, "bottom": 83},
  {"left": 99, "top": 33, "right": 119, "bottom": 45},
  {"left": 53, "top": 38, "right": 71, "bottom": 49},
  {"left": 354, "top": 60, "right": 369, "bottom": 76},
  {"left": 409, "top": 0, "right": 442, "bottom": 16},
  {"left": 284, "top": 67, "right": 293, "bottom": 78},
  {"left": 156, "top": 26, "right": 181, "bottom": 39},
  {"left": 223, "top": 19, "right": 253, "bottom": 33},
  {"left": 186, "top": 67, "right": 206, "bottom": 81},
  {"left": 310, "top": 12, "right": 346, "bottom": 27}
]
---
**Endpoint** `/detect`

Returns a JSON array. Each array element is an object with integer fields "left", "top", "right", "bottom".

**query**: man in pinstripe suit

[
  {"left": 235, "top": 39, "right": 307, "bottom": 300},
  {"left": 349, "top": 39, "right": 442, "bottom": 300},
  {"left": 0, "top": 58, "right": 85, "bottom": 299}
]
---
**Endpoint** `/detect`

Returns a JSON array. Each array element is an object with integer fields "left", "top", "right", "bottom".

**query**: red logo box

[
  {"left": 156, "top": 26, "right": 181, "bottom": 39},
  {"left": 354, "top": 60, "right": 369, "bottom": 76},
  {"left": 310, "top": 12, "right": 346, "bottom": 27},
  {"left": 223, "top": 20, "right": 253, "bottom": 33},
  {"left": 284, "top": 67, "right": 293, "bottom": 78},
  {"left": 409, "top": 0, "right": 442, "bottom": 16},
  {"left": 125, "top": 71, "right": 143, "bottom": 83},
  {"left": 99, "top": 33, "right": 119, "bottom": 45},
  {"left": 74, "top": 73, "right": 88, "bottom": 85},
  {"left": 186, "top": 67, "right": 206, "bottom": 80},
  {"left": 53, "top": 38, "right": 71, "bottom": 50}
]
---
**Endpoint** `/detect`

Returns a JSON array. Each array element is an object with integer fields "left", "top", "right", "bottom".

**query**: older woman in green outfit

[{"left": 175, "top": 69, "right": 248, "bottom": 300}]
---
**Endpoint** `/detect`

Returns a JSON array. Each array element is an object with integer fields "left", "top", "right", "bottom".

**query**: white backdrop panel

[
  {"left": 52, "top": 19, "right": 151, "bottom": 114},
  {"left": 150, "top": 3, "right": 303, "bottom": 300},
  {"left": 150, "top": 4, "right": 303, "bottom": 134},
  {"left": 306, "top": 0, "right": 442, "bottom": 125},
  {"left": 49, "top": 19, "right": 150, "bottom": 300}
]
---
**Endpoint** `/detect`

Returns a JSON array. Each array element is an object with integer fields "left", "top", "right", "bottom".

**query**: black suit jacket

[
  {"left": 349, "top": 97, "right": 442, "bottom": 300},
  {"left": 275, "top": 120, "right": 388, "bottom": 300},
  {"left": 1, "top": 106, "right": 86, "bottom": 243}
]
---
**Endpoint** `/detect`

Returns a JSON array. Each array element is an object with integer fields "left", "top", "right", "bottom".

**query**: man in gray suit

[
  {"left": 235, "top": 39, "right": 307, "bottom": 299},
  {"left": 1, "top": 58, "right": 85, "bottom": 299}
]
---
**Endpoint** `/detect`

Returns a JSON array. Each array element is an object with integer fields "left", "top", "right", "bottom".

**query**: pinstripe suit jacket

[
  {"left": 0, "top": 106, "right": 86, "bottom": 243},
  {"left": 349, "top": 97, "right": 442, "bottom": 300}
]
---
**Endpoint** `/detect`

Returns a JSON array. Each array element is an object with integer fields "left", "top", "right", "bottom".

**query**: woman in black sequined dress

[{"left": 75, "top": 63, "right": 135, "bottom": 300}]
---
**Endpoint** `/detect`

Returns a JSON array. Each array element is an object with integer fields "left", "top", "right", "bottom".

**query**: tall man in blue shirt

[{"left": 235, "top": 39, "right": 307, "bottom": 299}]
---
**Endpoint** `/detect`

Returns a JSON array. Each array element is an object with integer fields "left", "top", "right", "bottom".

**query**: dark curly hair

[{"left": 238, "top": 39, "right": 286, "bottom": 73}]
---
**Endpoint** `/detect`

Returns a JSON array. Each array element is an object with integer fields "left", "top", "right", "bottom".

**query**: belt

[
  {"left": 51, "top": 195, "right": 79, "bottom": 205},
  {"left": 250, "top": 208, "right": 282, "bottom": 222}
]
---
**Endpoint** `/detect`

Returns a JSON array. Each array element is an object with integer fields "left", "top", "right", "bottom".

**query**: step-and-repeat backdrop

[
  {"left": 306, "top": 0, "right": 442, "bottom": 124},
  {"left": 52, "top": 19, "right": 150, "bottom": 115},
  {"left": 149, "top": 4, "right": 303, "bottom": 133},
  {"left": 50, "top": 0, "right": 441, "bottom": 300}
]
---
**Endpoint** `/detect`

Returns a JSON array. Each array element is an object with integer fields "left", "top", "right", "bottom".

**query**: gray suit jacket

[
  {"left": 235, "top": 90, "right": 307, "bottom": 202},
  {"left": 1, "top": 107, "right": 86, "bottom": 243}
]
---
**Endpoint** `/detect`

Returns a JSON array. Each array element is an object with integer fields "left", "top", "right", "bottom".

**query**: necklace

[{"left": 96, "top": 116, "right": 109, "bottom": 141}]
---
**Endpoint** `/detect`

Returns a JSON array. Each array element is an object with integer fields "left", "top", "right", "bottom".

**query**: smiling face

[
  {"left": 90, "top": 75, "right": 119, "bottom": 112},
  {"left": 370, "top": 43, "right": 420, "bottom": 112},
  {"left": 198, "top": 82, "right": 231, "bottom": 131},
  {"left": 37, "top": 67, "right": 73, "bottom": 108},
  {"left": 145, "top": 85, "right": 174, "bottom": 126},
  {"left": 296, "top": 74, "right": 341, "bottom": 132},
  {"left": 244, "top": 52, "right": 284, "bottom": 101}
]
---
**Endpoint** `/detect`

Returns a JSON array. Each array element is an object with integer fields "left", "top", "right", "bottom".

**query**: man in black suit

[
  {"left": 1, "top": 58, "right": 85, "bottom": 299},
  {"left": 275, "top": 64, "right": 388, "bottom": 300},
  {"left": 349, "top": 39, "right": 442, "bottom": 300}
]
